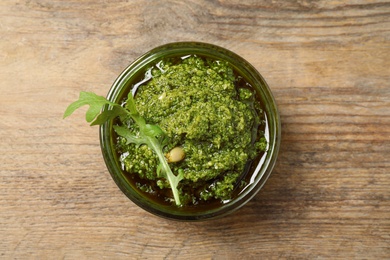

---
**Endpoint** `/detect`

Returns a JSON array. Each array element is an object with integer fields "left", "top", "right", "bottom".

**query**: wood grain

[{"left": 1, "top": 0, "right": 389, "bottom": 259}]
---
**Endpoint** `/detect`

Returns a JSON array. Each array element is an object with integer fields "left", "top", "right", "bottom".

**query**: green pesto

[{"left": 117, "top": 56, "right": 267, "bottom": 206}]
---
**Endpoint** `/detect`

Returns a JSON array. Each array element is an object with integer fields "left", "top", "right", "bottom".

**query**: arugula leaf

[
  {"left": 64, "top": 90, "right": 184, "bottom": 206},
  {"left": 63, "top": 91, "right": 125, "bottom": 125},
  {"left": 113, "top": 125, "right": 146, "bottom": 146},
  {"left": 91, "top": 106, "right": 126, "bottom": 126},
  {"left": 144, "top": 124, "right": 165, "bottom": 138},
  {"left": 125, "top": 91, "right": 138, "bottom": 115}
]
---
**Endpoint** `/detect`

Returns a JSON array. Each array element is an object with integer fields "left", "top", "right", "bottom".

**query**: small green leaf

[
  {"left": 63, "top": 91, "right": 115, "bottom": 123},
  {"left": 90, "top": 105, "right": 126, "bottom": 126},
  {"left": 113, "top": 125, "right": 146, "bottom": 146},
  {"left": 85, "top": 104, "right": 103, "bottom": 122},
  {"left": 144, "top": 124, "right": 165, "bottom": 138},
  {"left": 125, "top": 92, "right": 138, "bottom": 115}
]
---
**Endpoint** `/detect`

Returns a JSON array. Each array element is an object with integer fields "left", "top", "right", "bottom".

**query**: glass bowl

[{"left": 100, "top": 42, "right": 280, "bottom": 221}]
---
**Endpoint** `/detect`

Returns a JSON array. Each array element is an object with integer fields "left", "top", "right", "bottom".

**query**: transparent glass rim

[{"left": 100, "top": 42, "right": 281, "bottom": 221}]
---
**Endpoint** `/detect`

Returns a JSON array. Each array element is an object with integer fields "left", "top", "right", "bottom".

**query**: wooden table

[{"left": 1, "top": 1, "right": 389, "bottom": 258}]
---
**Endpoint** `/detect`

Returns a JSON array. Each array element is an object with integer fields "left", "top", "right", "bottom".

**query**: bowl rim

[{"left": 99, "top": 41, "right": 281, "bottom": 221}]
